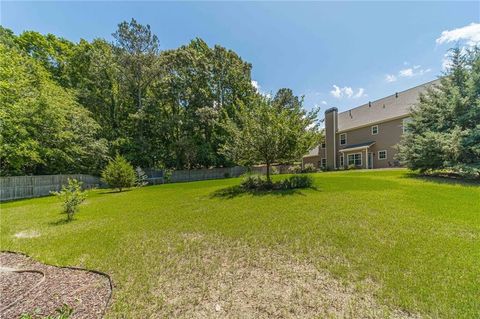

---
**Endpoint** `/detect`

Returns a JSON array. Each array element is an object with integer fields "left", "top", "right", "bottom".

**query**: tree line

[{"left": 0, "top": 19, "right": 320, "bottom": 176}]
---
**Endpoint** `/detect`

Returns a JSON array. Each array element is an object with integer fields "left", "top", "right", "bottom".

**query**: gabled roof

[
  {"left": 339, "top": 141, "right": 375, "bottom": 152},
  {"left": 337, "top": 79, "right": 440, "bottom": 132}
]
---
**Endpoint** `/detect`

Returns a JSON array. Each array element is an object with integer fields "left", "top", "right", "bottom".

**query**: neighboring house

[{"left": 303, "top": 79, "right": 440, "bottom": 170}]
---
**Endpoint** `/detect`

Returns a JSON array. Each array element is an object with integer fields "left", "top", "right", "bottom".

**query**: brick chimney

[{"left": 324, "top": 107, "right": 338, "bottom": 169}]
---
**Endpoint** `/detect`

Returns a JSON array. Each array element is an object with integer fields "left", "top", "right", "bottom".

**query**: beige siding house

[{"left": 303, "top": 79, "right": 440, "bottom": 170}]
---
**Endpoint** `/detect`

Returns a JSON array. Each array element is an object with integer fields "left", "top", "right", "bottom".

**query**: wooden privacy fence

[
  {"left": 0, "top": 174, "right": 102, "bottom": 202},
  {"left": 1, "top": 165, "right": 297, "bottom": 201},
  {"left": 147, "top": 165, "right": 296, "bottom": 184}
]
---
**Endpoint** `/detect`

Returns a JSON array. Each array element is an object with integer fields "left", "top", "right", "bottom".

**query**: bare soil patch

[
  {"left": 152, "top": 236, "right": 420, "bottom": 318},
  {"left": 0, "top": 252, "right": 112, "bottom": 318}
]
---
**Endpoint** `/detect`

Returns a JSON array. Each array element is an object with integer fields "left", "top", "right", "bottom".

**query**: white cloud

[
  {"left": 436, "top": 22, "right": 480, "bottom": 46},
  {"left": 321, "top": 100, "right": 328, "bottom": 105},
  {"left": 385, "top": 74, "right": 397, "bottom": 82},
  {"left": 251, "top": 80, "right": 259, "bottom": 91},
  {"left": 399, "top": 66, "right": 431, "bottom": 78},
  {"left": 353, "top": 88, "right": 365, "bottom": 98},
  {"left": 399, "top": 68, "right": 414, "bottom": 77},
  {"left": 330, "top": 85, "right": 366, "bottom": 99}
]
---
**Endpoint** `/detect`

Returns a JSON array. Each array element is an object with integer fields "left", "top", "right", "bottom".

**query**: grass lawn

[{"left": 1, "top": 169, "right": 479, "bottom": 318}]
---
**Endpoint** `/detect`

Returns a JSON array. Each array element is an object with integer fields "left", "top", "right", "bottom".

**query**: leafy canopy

[{"left": 221, "top": 93, "right": 321, "bottom": 181}]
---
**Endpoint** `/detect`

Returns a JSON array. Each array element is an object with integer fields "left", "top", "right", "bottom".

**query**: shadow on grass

[
  {"left": 404, "top": 172, "right": 480, "bottom": 187},
  {"left": 49, "top": 218, "right": 71, "bottom": 226},
  {"left": 210, "top": 185, "right": 317, "bottom": 199},
  {"left": 97, "top": 189, "right": 132, "bottom": 195}
]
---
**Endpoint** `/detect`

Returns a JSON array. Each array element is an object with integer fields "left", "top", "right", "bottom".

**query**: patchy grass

[{"left": 1, "top": 169, "right": 479, "bottom": 318}]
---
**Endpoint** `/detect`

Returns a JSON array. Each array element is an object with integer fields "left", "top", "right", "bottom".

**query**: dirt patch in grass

[
  {"left": 152, "top": 236, "right": 420, "bottom": 318},
  {"left": 0, "top": 252, "right": 112, "bottom": 318},
  {"left": 14, "top": 230, "right": 40, "bottom": 239}
]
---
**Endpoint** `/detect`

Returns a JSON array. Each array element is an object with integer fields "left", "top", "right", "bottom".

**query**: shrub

[
  {"left": 135, "top": 166, "right": 149, "bottom": 187},
  {"left": 52, "top": 179, "right": 86, "bottom": 221},
  {"left": 302, "top": 163, "right": 317, "bottom": 173},
  {"left": 288, "top": 165, "right": 303, "bottom": 174},
  {"left": 240, "top": 173, "right": 269, "bottom": 190},
  {"left": 281, "top": 175, "right": 313, "bottom": 189},
  {"left": 101, "top": 155, "right": 136, "bottom": 192},
  {"left": 163, "top": 169, "right": 173, "bottom": 183},
  {"left": 270, "top": 166, "right": 279, "bottom": 175}
]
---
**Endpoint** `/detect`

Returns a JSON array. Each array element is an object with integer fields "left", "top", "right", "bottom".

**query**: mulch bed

[{"left": 0, "top": 252, "right": 112, "bottom": 319}]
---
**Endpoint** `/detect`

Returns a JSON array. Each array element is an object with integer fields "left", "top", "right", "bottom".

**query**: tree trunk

[{"left": 266, "top": 162, "right": 271, "bottom": 183}]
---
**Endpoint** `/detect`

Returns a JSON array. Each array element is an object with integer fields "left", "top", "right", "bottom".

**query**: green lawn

[{"left": 1, "top": 169, "right": 479, "bottom": 318}]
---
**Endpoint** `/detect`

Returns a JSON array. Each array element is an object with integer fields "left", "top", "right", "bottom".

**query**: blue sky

[{"left": 2, "top": 1, "right": 479, "bottom": 113}]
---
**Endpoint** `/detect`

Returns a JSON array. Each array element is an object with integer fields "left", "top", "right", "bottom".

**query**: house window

[
  {"left": 340, "top": 133, "right": 347, "bottom": 145},
  {"left": 402, "top": 117, "right": 412, "bottom": 134},
  {"left": 339, "top": 154, "right": 344, "bottom": 167},
  {"left": 378, "top": 150, "right": 387, "bottom": 160},
  {"left": 371, "top": 125, "right": 378, "bottom": 135},
  {"left": 321, "top": 142, "right": 326, "bottom": 149},
  {"left": 321, "top": 158, "right": 327, "bottom": 168},
  {"left": 347, "top": 153, "right": 362, "bottom": 166}
]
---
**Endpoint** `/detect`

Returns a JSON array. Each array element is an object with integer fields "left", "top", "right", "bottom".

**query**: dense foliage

[
  {"left": 101, "top": 155, "right": 136, "bottom": 191},
  {"left": 0, "top": 31, "right": 108, "bottom": 175},
  {"left": 221, "top": 94, "right": 321, "bottom": 182},
  {"left": 397, "top": 48, "right": 480, "bottom": 178},
  {"left": 1, "top": 19, "right": 271, "bottom": 175}
]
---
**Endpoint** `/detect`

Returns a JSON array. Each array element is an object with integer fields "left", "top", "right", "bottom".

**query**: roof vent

[{"left": 395, "top": 92, "right": 399, "bottom": 98}]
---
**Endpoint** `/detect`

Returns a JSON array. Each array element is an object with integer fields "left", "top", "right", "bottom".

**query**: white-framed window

[
  {"left": 378, "top": 150, "right": 387, "bottom": 160},
  {"left": 402, "top": 117, "right": 412, "bottom": 134},
  {"left": 371, "top": 125, "right": 378, "bottom": 135},
  {"left": 321, "top": 142, "right": 326, "bottom": 149},
  {"left": 340, "top": 133, "right": 347, "bottom": 145},
  {"left": 321, "top": 158, "right": 327, "bottom": 168},
  {"left": 339, "top": 154, "right": 344, "bottom": 167},
  {"left": 347, "top": 153, "right": 362, "bottom": 166}
]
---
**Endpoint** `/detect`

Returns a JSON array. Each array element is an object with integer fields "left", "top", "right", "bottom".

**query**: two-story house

[{"left": 303, "top": 79, "right": 440, "bottom": 170}]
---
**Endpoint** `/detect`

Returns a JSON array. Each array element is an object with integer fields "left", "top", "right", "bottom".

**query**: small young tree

[
  {"left": 53, "top": 178, "right": 86, "bottom": 222},
  {"left": 221, "top": 93, "right": 321, "bottom": 183},
  {"left": 397, "top": 47, "right": 480, "bottom": 178},
  {"left": 101, "top": 155, "right": 136, "bottom": 191}
]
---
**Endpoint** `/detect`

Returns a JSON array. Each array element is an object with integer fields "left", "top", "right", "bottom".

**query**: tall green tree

[
  {"left": 0, "top": 42, "right": 108, "bottom": 176},
  {"left": 397, "top": 47, "right": 480, "bottom": 178},
  {"left": 221, "top": 93, "right": 321, "bottom": 182}
]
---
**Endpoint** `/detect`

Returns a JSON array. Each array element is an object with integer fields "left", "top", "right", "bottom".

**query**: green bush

[
  {"left": 288, "top": 165, "right": 303, "bottom": 174},
  {"left": 270, "top": 166, "right": 279, "bottom": 175},
  {"left": 101, "top": 155, "right": 136, "bottom": 192},
  {"left": 52, "top": 179, "right": 86, "bottom": 222},
  {"left": 302, "top": 163, "right": 317, "bottom": 173},
  {"left": 281, "top": 175, "right": 314, "bottom": 189},
  {"left": 240, "top": 173, "right": 269, "bottom": 190}
]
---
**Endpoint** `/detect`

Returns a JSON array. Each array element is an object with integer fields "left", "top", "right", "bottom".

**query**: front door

[{"left": 368, "top": 152, "right": 373, "bottom": 169}]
